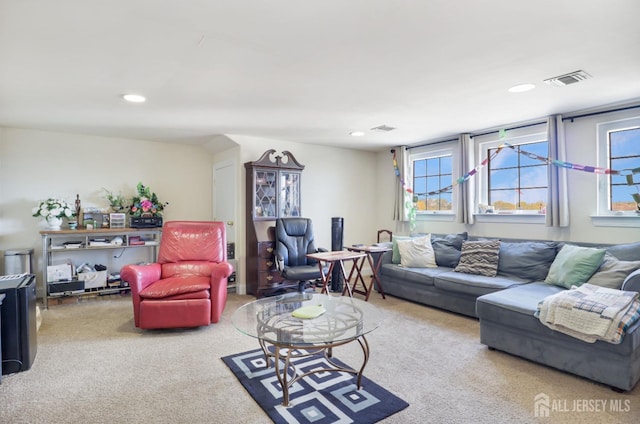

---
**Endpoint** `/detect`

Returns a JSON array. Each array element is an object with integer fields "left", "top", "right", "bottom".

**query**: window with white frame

[
  {"left": 597, "top": 117, "right": 640, "bottom": 214},
  {"left": 476, "top": 126, "right": 548, "bottom": 214},
  {"left": 487, "top": 141, "right": 548, "bottom": 211},
  {"left": 409, "top": 144, "right": 455, "bottom": 213}
]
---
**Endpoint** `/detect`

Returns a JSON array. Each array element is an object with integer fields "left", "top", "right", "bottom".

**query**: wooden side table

[
  {"left": 345, "top": 245, "right": 391, "bottom": 301},
  {"left": 306, "top": 250, "right": 367, "bottom": 297}
]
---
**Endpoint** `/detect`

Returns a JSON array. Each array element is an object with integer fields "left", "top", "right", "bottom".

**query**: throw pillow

[
  {"left": 497, "top": 241, "right": 558, "bottom": 281},
  {"left": 605, "top": 241, "right": 640, "bottom": 262},
  {"left": 586, "top": 253, "right": 640, "bottom": 289},
  {"left": 391, "top": 236, "right": 411, "bottom": 264},
  {"left": 544, "top": 244, "right": 606, "bottom": 289},
  {"left": 397, "top": 235, "right": 437, "bottom": 268},
  {"left": 454, "top": 239, "right": 501, "bottom": 277},
  {"left": 431, "top": 232, "right": 468, "bottom": 268}
]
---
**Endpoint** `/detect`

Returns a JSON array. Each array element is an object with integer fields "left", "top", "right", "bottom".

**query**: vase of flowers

[
  {"left": 127, "top": 183, "right": 168, "bottom": 228},
  {"left": 32, "top": 198, "right": 76, "bottom": 230},
  {"left": 128, "top": 182, "right": 168, "bottom": 217}
]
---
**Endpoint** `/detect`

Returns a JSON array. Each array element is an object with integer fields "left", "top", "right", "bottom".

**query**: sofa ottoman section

[{"left": 477, "top": 282, "right": 640, "bottom": 391}]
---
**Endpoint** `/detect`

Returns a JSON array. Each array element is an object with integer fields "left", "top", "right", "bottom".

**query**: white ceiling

[{"left": 1, "top": 0, "right": 639, "bottom": 152}]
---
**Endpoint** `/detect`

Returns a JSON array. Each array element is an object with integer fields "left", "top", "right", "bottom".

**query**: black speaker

[{"left": 331, "top": 217, "right": 344, "bottom": 292}]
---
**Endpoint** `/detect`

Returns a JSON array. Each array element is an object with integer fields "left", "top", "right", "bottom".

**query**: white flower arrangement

[{"left": 32, "top": 198, "right": 75, "bottom": 220}]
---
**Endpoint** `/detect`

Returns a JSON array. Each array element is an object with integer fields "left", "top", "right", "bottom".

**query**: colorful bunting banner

[{"left": 392, "top": 134, "right": 640, "bottom": 226}]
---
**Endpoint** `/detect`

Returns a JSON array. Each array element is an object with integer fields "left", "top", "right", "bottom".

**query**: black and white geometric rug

[{"left": 222, "top": 348, "right": 409, "bottom": 424}]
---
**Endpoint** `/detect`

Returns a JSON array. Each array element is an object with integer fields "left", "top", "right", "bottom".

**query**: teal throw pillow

[
  {"left": 545, "top": 244, "right": 606, "bottom": 289},
  {"left": 391, "top": 236, "right": 411, "bottom": 264}
]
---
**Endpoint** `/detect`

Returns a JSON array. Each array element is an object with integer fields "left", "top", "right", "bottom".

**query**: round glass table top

[{"left": 232, "top": 292, "right": 385, "bottom": 346}]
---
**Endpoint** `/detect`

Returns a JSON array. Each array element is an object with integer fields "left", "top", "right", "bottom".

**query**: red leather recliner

[{"left": 120, "top": 221, "right": 234, "bottom": 330}]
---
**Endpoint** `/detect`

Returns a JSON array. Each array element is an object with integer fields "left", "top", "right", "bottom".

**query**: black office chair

[{"left": 275, "top": 217, "right": 328, "bottom": 291}]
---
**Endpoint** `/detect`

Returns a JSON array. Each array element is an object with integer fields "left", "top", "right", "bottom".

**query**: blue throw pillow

[
  {"left": 497, "top": 241, "right": 558, "bottom": 281},
  {"left": 606, "top": 241, "right": 640, "bottom": 262},
  {"left": 431, "top": 232, "right": 467, "bottom": 268}
]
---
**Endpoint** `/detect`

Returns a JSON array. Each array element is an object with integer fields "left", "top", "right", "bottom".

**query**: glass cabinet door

[
  {"left": 254, "top": 169, "right": 277, "bottom": 219},
  {"left": 279, "top": 171, "right": 301, "bottom": 217}
]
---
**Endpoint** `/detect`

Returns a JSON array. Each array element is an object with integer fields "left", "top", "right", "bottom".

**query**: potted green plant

[{"left": 102, "top": 188, "right": 127, "bottom": 212}]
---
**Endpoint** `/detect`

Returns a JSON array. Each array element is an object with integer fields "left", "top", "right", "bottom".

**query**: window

[
  {"left": 488, "top": 141, "right": 548, "bottom": 212},
  {"left": 409, "top": 145, "right": 455, "bottom": 214},
  {"left": 597, "top": 118, "right": 640, "bottom": 214},
  {"left": 476, "top": 126, "right": 548, "bottom": 215},
  {"left": 413, "top": 154, "right": 453, "bottom": 211}
]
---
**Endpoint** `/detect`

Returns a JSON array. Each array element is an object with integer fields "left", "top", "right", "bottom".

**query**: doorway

[{"left": 213, "top": 160, "right": 239, "bottom": 292}]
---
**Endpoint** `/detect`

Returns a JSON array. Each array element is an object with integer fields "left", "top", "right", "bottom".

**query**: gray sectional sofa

[{"left": 376, "top": 234, "right": 640, "bottom": 391}]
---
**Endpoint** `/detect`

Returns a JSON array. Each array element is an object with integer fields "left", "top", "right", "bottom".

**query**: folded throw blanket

[{"left": 536, "top": 283, "right": 640, "bottom": 344}]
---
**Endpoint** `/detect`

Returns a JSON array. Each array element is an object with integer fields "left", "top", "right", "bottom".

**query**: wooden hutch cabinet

[{"left": 245, "top": 150, "right": 304, "bottom": 297}]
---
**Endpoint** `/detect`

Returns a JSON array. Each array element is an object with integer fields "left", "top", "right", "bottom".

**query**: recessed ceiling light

[
  {"left": 122, "top": 93, "right": 146, "bottom": 103},
  {"left": 350, "top": 131, "right": 365, "bottom": 137},
  {"left": 508, "top": 83, "right": 536, "bottom": 93}
]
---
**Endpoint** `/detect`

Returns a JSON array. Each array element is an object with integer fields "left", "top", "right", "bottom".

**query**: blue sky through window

[
  {"left": 610, "top": 127, "right": 640, "bottom": 205},
  {"left": 488, "top": 142, "right": 548, "bottom": 209}
]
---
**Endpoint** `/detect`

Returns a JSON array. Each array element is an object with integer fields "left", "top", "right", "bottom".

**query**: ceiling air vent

[
  {"left": 371, "top": 124, "right": 396, "bottom": 132},
  {"left": 544, "top": 70, "right": 592, "bottom": 87}
]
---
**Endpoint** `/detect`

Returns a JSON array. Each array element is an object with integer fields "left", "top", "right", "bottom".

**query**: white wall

[
  {"left": 374, "top": 149, "right": 412, "bottom": 237},
  {"left": 229, "top": 134, "right": 378, "bottom": 247},
  {"left": 4, "top": 102, "right": 635, "bottom": 299},
  {"left": 374, "top": 107, "right": 640, "bottom": 244},
  {"left": 0, "top": 127, "right": 379, "bottom": 296},
  {"left": 225, "top": 135, "right": 378, "bottom": 292},
  {"left": 0, "top": 127, "right": 216, "bottom": 292}
]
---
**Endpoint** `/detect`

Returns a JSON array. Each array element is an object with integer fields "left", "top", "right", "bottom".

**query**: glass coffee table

[{"left": 232, "top": 292, "right": 384, "bottom": 406}]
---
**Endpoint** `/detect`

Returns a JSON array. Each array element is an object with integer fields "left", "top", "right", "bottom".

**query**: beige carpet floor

[{"left": 0, "top": 292, "right": 638, "bottom": 424}]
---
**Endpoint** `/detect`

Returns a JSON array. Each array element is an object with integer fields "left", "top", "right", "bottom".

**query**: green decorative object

[
  {"left": 291, "top": 305, "right": 326, "bottom": 319},
  {"left": 626, "top": 172, "right": 640, "bottom": 213}
]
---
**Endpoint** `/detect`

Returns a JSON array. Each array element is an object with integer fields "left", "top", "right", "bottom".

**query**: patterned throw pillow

[{"left": 454, "top": 239, "right": 501, "bottom": 277}]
